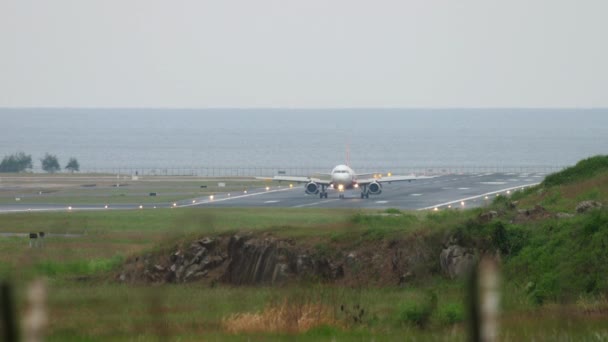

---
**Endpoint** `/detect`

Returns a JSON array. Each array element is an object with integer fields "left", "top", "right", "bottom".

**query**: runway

[{"left": 0, "top": 172, "right": 543, "bottom": 213}]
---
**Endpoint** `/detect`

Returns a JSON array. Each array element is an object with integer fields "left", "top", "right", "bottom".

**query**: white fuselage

[{"left": 330, "top": 164, "right": 356, "bottom": 190}]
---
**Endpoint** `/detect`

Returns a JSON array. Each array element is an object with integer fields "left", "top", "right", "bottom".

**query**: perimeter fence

[{"left": 23, "top": 165, "right": 567, "bottom": 177}]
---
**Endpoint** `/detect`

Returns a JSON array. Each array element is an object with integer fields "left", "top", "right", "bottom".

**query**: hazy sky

[{"left": 1, "top": 0, "right": 606, "bottom": 108}]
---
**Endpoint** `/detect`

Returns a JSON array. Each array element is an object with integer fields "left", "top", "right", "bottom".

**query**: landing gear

[
  {"left": 319, "top": 185, "right": 328, "bottom": 199},
  {"left": 339, "top": 194, "right": 345, "bottom": 199},
  {"left": 360, "top": 185, "right": 370, "bottom": 199}
]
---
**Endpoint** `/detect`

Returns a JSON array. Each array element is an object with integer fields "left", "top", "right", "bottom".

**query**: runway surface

[{"left": 0, "top": 172, "right": 543, "bottom": 213}]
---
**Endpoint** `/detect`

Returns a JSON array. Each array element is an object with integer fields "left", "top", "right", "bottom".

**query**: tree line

[{"left": 0, "top": 152, "right": 80, "bottom": 173}]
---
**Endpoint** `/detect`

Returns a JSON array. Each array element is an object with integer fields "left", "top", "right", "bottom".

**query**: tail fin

[{"left": 345, "top": 144, "right": 351, "bottom": 167}]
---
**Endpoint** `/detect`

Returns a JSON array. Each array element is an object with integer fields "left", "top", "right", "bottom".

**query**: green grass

[
  {"left": 0, "top": 175, "right": 273, "bottom": 205},
  {"left": 2, "top": 157, "right": 608, "bottom": 340},
  {"left": 543, "top": 155, "right": 608, "bottom": 187},
  {"left": 1, "top": 205, "right": 607, "bottom": 340},
  {"left": 505, "top": 209, "right": 608, "bottom": 303},
  {"left": 34, "top": 256, "right": 124, "bottom": 277},
  {"left": 32, "top": 282, "right": 607, "bottom": 341}
]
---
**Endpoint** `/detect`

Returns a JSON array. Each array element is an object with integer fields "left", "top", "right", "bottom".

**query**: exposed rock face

[
  {"left": 478, "top": 211, "right": 498, "bottom": 222},
  {"left": 147, "top": 238, "right": 226, "bottom": 283},
  {"left": 513, "top": 205, "right": 552, "bottom": 223},
  {"left": 118, "top": 232, "right": 447, "bottom": 287},
  {"left": 439, "top": 244, "right": 477, "bottom": 279},
  {"left": 222, "top": 235, "right": 344, "bottom": 285},
  {"left": 119, "top": 234, "right": 345, "bottom": 286},
  {"left": 223, "top": 235, "right": 292, "bottom": 285},
  {"left": 576, "top": 201, "right": 603, "bottom": 213}
]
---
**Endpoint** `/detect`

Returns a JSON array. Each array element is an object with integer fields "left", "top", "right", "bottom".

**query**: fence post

[
  {"left": 468, "top": 256, "right": 500, "bottom": 342},
  {"left": 0, "top": 282, "right": 18, "bottom": 342}
]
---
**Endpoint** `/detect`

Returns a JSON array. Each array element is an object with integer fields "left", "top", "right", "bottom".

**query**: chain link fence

[{"left": 21, "top": 165, "right": 567, "bottom": 177}]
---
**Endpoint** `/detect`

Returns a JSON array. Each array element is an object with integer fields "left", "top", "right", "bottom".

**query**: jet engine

[
  {"left": 368, "top": 181, "right": 382, "bottom": 195},
  {"left": 305, "top": 182, "right": 320, "bottom": 195}
]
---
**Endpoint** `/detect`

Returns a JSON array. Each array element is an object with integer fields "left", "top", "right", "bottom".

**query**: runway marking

[
  {"left": 292, "top": 199, "right": 340, "bottom": 208},
  {"left": 180, "top": 187, "right": 295, "bottom": 207},
  {"left": 410, "top": 193, "right": 423, "bottom": 196},
  {"left": 0, "top": 207, "right": 112, "bottom": 214},
  {"left": 480, "top": 182, "right": 507, "bottom": 185},
  {"left": 264, "top": 200, "right": 280, "bottom": 204},
  {"left": 0, "top": 187, "right": 300, "bottom": 213},
  {"left": 458, "top": 187, "right": 470, "bottom": 190},
  {"left": 375, "top": 201, "right": 389, "bottom": 204},
  {"left": 418, "top": 183, "right": 540, "bottom": 211}
]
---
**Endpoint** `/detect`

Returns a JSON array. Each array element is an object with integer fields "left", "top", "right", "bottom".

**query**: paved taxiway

[{"left": 0, "top": 172, "right": 543, "bottom": 213}]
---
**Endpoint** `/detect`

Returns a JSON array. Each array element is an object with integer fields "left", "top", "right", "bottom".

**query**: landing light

[
  {"left": 448, "top": 205, "right": 452, "bottom": 209},
  {"left": 104, "top": 205, "right": 108, "bottom": 209},
  {"left": 68, "top": 206, "right": 72, "bottom": 211},
  {"left": 338, "top": 184, "right": 344, "bottom": 191},
  {"left": 507, "top": 190, "right": 511, "bottom": 194},
  {"left": 354, "top": 183, "right": 359, "bottom": 188},
  {"left": 433, "top": 207, "right": 439, "bottom": 211},
  {"left": 485, "top": 196, "right": 489, "bottom": 200},
  {"left": 388, "top": 172, "right": 392, "bottom": 177},
  {"left": 244, "top": 190, "right": 248, "bottom": 194},
  {"left": 265, "top": 186, "right": 270, "bottom": 191},
  {"left": 461, "top": 201, "right": 465, "bottom": 206},
  {"left": 289, "top": 184, "right": 293, "bottom": 188},
  {"left": 209, "top": 195, "right": 214, "bottom": 200},
  {"left": 172, "top": 203, "right": 177, "bottom": 207},
  {"left": 139, "top": 205, "right": 143, "bottom": 209},
  {"left": 192, "top": 200, "right": 196, "bottom": 204}
]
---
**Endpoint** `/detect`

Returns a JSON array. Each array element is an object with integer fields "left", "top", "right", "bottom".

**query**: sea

[{"left": 0, "top": 108, "right": 606, "bottom": 175}]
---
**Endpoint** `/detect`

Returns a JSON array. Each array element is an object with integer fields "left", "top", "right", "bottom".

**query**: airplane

[{"left": 260, "top": 164, "right": 433, "bottom": 199}]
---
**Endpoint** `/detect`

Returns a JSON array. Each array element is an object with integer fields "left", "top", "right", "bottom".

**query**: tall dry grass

[{"left": 222, "top": 298, "right": 341, "bottom": 334}]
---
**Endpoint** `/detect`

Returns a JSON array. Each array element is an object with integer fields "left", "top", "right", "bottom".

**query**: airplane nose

[{"left": 335, "top": 173, "right": 348, "bottom": 182}]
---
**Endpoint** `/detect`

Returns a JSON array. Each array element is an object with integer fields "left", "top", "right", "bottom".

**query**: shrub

[
  {"left": 65, "top": 157, "right": 80, "bottom": 172},
  {"left": 396, "top": 292, "right": 437, "bottom": 328},
  {"left": 492, "top": 194, "right": 510, "bottom": 208},
  {"left": 437, "top": 303, "right": 465, "bottom": 325},
  {"left": 491, "top": 222, "right": 527, "bottom": 256},
  {"left": 505, "top": 208, "right": 608, "bottom": 302},
  {"left": 41, "top": 153, "right": 61, "bottom": 173},
  {"left": 222, "top": 299, "right": 339, "bottom": 333},
  {"left": 0, "top": 152, "right": 32, "bottom": 172},
  {"left": 543, "top": 155, "right": 608, "bottom": 187},
  {"left": 34, "top": 255, "right": 123, "bottom": 276},
  {"left": 384, "top": 208, "right": 402, "bottom": 215}
]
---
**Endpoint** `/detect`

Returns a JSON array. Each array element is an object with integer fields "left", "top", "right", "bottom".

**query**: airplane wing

[
  {"left": 313, "top": 172, "right": 333, "bottom": 177},
  {"left": 256, "top": 176, "right": 332, "bottom": 185},
  {"left": 357, "top": 174, "right": 434, "bottom": 185}
]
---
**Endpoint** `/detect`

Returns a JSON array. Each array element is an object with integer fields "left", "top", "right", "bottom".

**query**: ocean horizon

[{"left": 1, "top": 108, "right": 606, "bottom": 175}]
